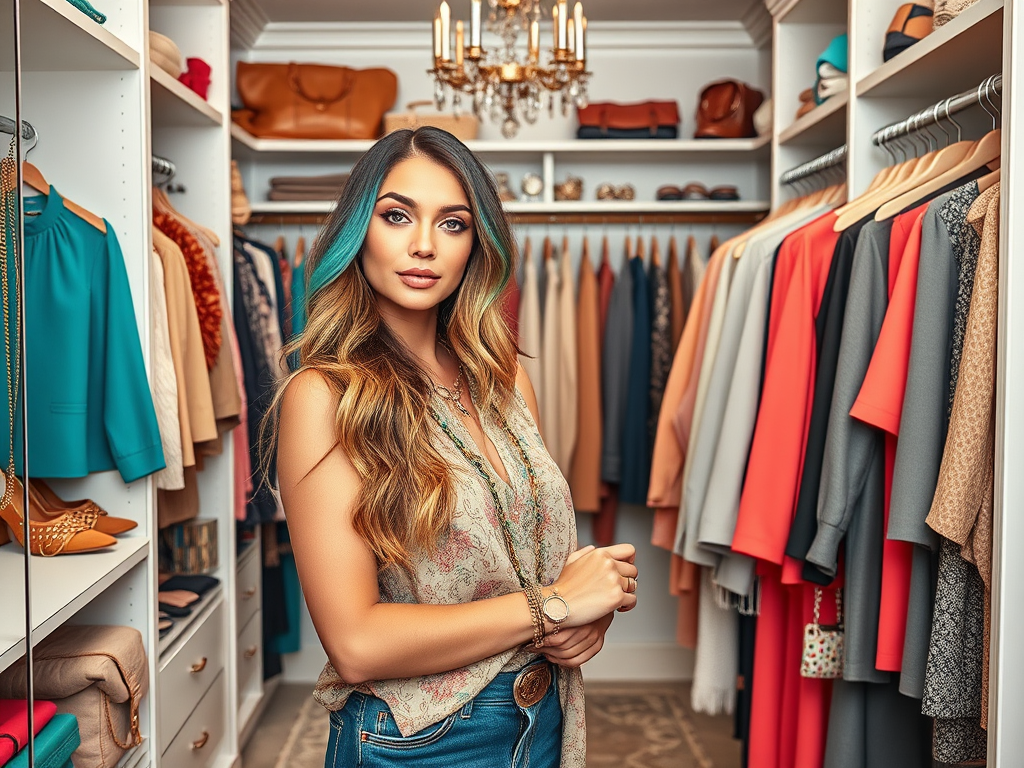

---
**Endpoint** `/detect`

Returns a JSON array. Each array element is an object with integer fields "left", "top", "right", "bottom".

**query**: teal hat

[{"left": 816, "top": 33, "right": 848, "bottom": 74}]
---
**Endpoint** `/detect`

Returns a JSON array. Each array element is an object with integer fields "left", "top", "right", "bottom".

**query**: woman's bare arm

[{"left": 279, "top": 370, "right": 637, "bottom": 685}]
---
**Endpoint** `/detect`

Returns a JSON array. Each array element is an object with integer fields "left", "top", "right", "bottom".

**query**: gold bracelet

[{"left": 526, "top": 584, "right": 546, "bottom": 647}]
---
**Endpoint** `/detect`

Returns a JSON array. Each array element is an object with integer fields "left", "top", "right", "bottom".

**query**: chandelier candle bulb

[
  {"left": 433, "top": 15, "right": 442, "bottom": 59},
  {"left": 455, "top": 20, "right": 465, "bottom": 66},
  {"left": 470, "top": 0, "right": 481, "bottom": 48},
  {"left": 566, "top": 18, "right": 574, "bottom": 54},
  {"left": 552, "top": 5, "right": 559, "bottom": 50},
  {"left": 440, "top": 1, "right": 451, "bottom": 60},
  {"left": 579, "top": 16, "right": 586, "bottom": 62},
  {"left": 529, "top": 18, "right": 539, "bottom": 63},
  {"left": 574, "top": 3, "right": 584, "bottom": 60},
  {"left": 557, "top": 0, "right": 568, "bottom": 49}
]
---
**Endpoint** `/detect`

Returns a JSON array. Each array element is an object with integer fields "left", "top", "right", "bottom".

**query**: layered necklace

[{"left": 427, "top": 350, "right": 546, "bottom": 590}]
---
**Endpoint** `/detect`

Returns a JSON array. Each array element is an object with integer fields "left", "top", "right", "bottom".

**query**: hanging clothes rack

[
  {"left": 780, "top": 145, "right": 847, "bottom": 187},
  {"left": 152, "top": 155, "right": 186, "bottom": 193},
  {"left": 872, "top": 73, "right": 1002, "bottom": 148},
  {"left": 0, "top": 116, "right": 36, "bottom": 144}
]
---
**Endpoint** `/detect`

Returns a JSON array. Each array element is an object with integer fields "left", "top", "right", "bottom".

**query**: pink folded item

[{"left": 0, "top": 699, "right": 58, "bottom": 763}]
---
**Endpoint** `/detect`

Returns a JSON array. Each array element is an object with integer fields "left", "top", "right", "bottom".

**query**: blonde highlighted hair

[{"left": 264, "top": 127, "right": 520, "bottom": 570}]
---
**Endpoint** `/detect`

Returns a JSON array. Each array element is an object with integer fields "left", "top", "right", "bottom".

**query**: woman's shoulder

[
  {"left": 513, "top": 362, "right": 541, "bottom": 426},
  {"left": 278, "top": 369, "right": 345, "bottom": 478}
]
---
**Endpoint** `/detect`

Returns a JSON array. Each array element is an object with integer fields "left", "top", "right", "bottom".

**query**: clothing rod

[
  {"left": 152, "top": 155, "right": 175, "bottom": 177},
  {"left": 0, "top": 116, "right": 36, "bottom": 142},
  {"left": 780, "top": 145, "right": 847, "bottom": 186},
  {"left": 872, "top": 73, "right": 1001, "bottom": 146},
  {"left": 243, "top": 210, "right": 769, "bottom": 227}
]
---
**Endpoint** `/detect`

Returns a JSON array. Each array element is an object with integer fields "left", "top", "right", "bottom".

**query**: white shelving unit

[{"left": 0, "top": 0, "right": 245, "bottom": 761}]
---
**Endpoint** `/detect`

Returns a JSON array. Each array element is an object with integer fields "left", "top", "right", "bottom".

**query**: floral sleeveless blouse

[{"left": 313, "top": 387, "right": 586, "bottom": 768}]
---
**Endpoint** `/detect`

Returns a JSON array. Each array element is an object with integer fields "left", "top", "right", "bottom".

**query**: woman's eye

[
  {"left": 382, "top": 209, "right": 410, "bottom": 225},
  {"left": 440, "top": 218, "right": 469, "bottom": 233}
]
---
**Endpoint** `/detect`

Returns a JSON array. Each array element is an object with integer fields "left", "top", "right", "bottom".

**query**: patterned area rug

[{"left": 274, "top": 683, "right": 736, "bottom": 768}]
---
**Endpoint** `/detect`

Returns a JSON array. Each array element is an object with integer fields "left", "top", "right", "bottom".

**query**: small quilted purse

[{"left": 800, "top": 588, "right": 844, "bottom": 679}]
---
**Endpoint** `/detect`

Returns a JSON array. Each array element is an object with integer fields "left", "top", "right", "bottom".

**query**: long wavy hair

[{"left": 264, "top": 127, "right": 520, "bottom": 571}]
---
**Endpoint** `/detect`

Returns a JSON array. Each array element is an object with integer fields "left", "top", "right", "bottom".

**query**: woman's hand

[
  {"left": 549, "top": 542, "right": 638, "bottom": 628},
  {"left": 540, "top": 612, "right": 613, "bottom": 668}
]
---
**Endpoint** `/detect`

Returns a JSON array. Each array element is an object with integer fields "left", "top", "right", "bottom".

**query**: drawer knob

[
  {"left": 191, "top": 731, "right": 210, "bottom": 750},
  {"left": 190, "top": 657, "right": 208, "bottom": 674},
  {"left": 242, "top": 586, "right": 257, "bottom": 599},
  {"left": 244, "top": 645, "right": 258, "bottom": 659}
]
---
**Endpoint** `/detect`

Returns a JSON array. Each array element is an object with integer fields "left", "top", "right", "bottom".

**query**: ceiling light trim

[{"left": 249, "top": 20, "right": 757, "bottom": 52}]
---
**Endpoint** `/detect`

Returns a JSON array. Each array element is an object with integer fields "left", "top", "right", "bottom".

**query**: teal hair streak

[
  {"left": 306, "top": 166, "right": 388, "bottom": 299},
  {"left": 472, "top": 194, "right": 513, "bottom": 306}
]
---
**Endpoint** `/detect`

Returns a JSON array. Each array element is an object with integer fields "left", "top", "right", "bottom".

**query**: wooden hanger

[
  {"left": 668, "top": 235, "right": 678, "bottom": 269},
  {"left": 561, "top": 234, "right": 570, "bottom": 264},
  {"left": 875, "top": 129, "right": 1001, "bottom": 220},
  {"left": 624, "top": 234, "right": 633, "bottom": 261},
  {"left": 543, "top": 235, "right": 553, "bottom": 262},
  {"left": 582, "top": 234, "right": 590, "bottom": 263},
  {"left": 977, "top": 166, "right": 1000, "bottom": 193},
  {"left": 274, "top": 234, "right": 285, "bottom": 254},
  {"left": 634, "top": 235, "right": 645, "bottom": 262},
  {"left": 294, "top": 235, "right": 306, "bottom": 268},
  {"left": 153, "top": 185, "right": 220, "bottom": 245},
  {"left": 601, "top": 234, "right": 609, "bottom": 266},
  {"left": 23, "top": 162, "right": 106, "bottom": 233},
  {"left": 651, "top": 235, "right": 661, "bottom": 268},
  {"left": 709, "top": 234, "right": 720, "bottom": 253}
]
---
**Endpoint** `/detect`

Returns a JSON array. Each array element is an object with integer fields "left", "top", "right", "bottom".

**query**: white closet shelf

[
  {"left": 248, "top": 200, "right": 770, "bottom": 215},
  {"left": 8, "top": 0, "right": 141, "bottom": 71},
  {"left": 114, "top": 743, "right": 148, "bottom": 768},
  {"left": 856, "top": 0, "right": 1003, "bottom": 98},
  {"left": 0, "top": 537, "right": 148, "bottom": 675},
  {"left": 778, "top": 92, "right": 848, "bottom": 147},
  {"left": 150, "top": 66, "right": 224, "bottom": 127},
  {"left": 231, "top": 124, "right": 770, "bottom": 156},
  {"left": 157, "top": 585, "right": 224, "bottom": 660}
]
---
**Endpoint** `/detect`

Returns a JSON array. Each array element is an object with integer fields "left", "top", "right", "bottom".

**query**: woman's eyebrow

[{"left": 375, "top": 192, "right": 472, "bottom": 218}]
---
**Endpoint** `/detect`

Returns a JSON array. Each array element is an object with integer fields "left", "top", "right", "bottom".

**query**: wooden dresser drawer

[
  {"left": 161, "top": 670, "right": 227, "bottom": 768},
  {"left": 158, "top": 601, "right": 226, "bottom": 753},
  {"left": 236, "top": 547, "right": 261, "bottom": 630},
  {"left": 237, "top": 610, "right": 262, "bottom": 701}
]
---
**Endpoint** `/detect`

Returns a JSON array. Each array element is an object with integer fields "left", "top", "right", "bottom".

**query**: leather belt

[{"left": 513, "top": 663, "right": 552, "bottom": 708}]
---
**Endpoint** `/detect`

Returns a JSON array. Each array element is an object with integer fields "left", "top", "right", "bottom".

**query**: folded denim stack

[{"left": 267, "top": 173, "right": 350, "bottom": 201}]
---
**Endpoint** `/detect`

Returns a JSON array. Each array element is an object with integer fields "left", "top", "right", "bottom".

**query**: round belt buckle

[{"left": 513, "top": 664, "right": 551, "bottom": 708}]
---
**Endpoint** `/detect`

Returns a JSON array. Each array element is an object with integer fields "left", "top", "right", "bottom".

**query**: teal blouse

[{"left": 0, "top": 189, "right": 165, "bottom": 482}]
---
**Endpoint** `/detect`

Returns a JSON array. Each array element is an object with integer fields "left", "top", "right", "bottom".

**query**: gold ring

[{"left": 626, "top": 577, "right": 636, "bottom": 594}]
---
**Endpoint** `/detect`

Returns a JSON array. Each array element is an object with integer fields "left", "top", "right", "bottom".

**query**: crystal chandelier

[{"left": 431, "top": 0, "right": 591, "bottom": 139}]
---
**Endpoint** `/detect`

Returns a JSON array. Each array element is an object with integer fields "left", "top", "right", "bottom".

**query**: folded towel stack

[{"left": 267, "top": 173, "right": 350, "bottom": 202}]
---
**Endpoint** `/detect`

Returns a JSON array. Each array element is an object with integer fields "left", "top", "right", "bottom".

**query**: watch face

[
  {"left": 521, "top": 172, "right": 543, "bottom": 197},
  {"left": 542, "top": 593, "right": 570, "bottom": 622}
]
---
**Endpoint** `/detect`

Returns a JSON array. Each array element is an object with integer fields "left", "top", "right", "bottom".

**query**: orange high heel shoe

[
  {"left": 29, "top": 478, "right": 137, "bottom": 536},
  {"left": 0, "top": 477, "right": 117, "bottom": 556}
]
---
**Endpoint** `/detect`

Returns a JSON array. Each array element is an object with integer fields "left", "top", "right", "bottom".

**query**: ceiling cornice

[
  {"left": 238, "top": 20, "right": 760, "bottom": 52},
  {"left": 230, "top": 0, "right": 270, "bottom": 50},
  {"left": 741, "top": 1, "right": 772, "bottom": 49}
]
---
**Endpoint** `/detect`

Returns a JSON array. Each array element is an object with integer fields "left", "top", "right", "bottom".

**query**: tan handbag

[
  {"left": 383, "top": 100, "right": 479, "bottom": 140},
  {"left": 0, "top": 625, "right": 149, "bottom": 768},
  {"left": 232, "top": 61, "right": 398, "bottom": 140},
  {"left": 694, "top": 79, "right": 765, "bottom": 139}
]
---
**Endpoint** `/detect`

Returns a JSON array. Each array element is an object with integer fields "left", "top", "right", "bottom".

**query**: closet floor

[{"left": 241, "top": 681, "right": 740, "bottom": 768}]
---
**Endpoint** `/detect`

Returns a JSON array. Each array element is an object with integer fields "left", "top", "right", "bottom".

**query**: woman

[{"left": 272, "top": 127, "right": 639, "bottom": 768}]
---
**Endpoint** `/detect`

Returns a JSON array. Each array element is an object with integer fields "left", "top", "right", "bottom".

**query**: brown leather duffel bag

[
  {"left": 694, "top": 79, "right": 765, "bottom": 139},
  {"left": 232, "top": 61, "right": 398, "bottom": 140}
]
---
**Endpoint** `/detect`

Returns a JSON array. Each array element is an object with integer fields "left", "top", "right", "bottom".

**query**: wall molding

[
  {"left": 230, "top": 0, "right": 270, "bottom": 50},
  {"left": 241, "top": 20, "right": 761, "bottom": 53},
  {"left": 742, "top": 1, "right": 773, "bottom": 50}
]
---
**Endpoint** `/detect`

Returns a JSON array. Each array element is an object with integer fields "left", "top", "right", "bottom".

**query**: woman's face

[{"left": 361, "top": 155, "right": 475, "bottom": 320}]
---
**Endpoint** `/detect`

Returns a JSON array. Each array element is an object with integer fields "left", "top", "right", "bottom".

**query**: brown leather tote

[
  {"left": 233, "top": 61, "right": 398, "bottom": 140},
  {"left": 694, "top": 80, "right": 765, "bottom": 139}
]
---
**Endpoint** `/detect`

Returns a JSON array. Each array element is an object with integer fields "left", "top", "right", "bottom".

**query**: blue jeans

[{"left": 324, "top": 661, "right": 563, "bottom": 767}]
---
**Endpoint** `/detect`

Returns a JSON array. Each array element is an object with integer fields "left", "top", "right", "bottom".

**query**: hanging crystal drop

[
  {"left": 502, "top": 117, "right": 520, "bottom": 139},
  {"left": 434, "top": 80, "right": 446, "bottom": 111},
  {"left": 452, "top": 92, "right": 463, "bottom": 118}
]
